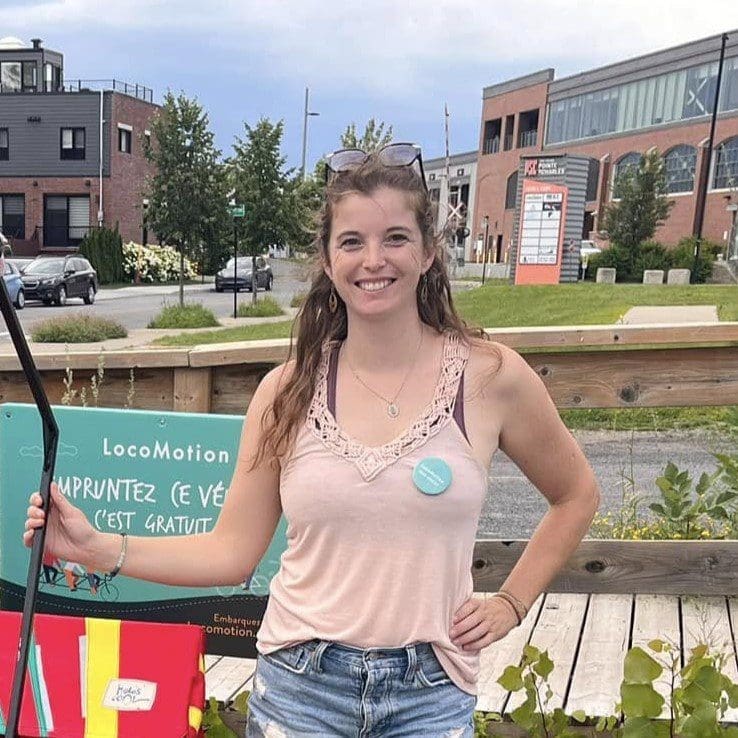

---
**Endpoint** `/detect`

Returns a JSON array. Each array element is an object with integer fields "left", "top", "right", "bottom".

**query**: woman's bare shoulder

[
  {"left": 252, "top": 359, "right": 298, "bottom": 406},
  {"left": 465, "top": 339, "right": 530, "bottom": 402}
]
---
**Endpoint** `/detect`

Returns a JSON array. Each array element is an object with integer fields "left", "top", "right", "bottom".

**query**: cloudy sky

[{"left": 0, "top": 1, "right": 735, "bottom": 171}]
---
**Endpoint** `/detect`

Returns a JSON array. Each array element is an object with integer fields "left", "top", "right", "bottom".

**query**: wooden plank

[
  {"left": 681, "top": 596, "right": 738, "bottom": 723},
  {"left": 210, "top": 364, "right": 271, "bottom": 415},
  {"left": 204, "top": 654, "right": 222, "bottom": 670},
  {"left": 173, "top": 367, "right": 213, "bottom": 413},
  {"left": 631, "top": 594, "right": 680, "bottom": 721},
  {"left": 189, "top": 338, "right": 294, "bottom": 368},
  {"left": 565, "top": 594, "right": 632, "bottom": 719},
  {"left": 485, "top": 322, "right": 738, "bottom": 349},
  {"left": 0, "top": 348, "right": 190, "bottom": 371},
  {"left": 204, "top": 655, "right": 256, "bottom": 703},
  {"left": 526, "top": 346, "right": 738, "bottom": 408},
  {"left": 473, "top": 540, "right": 738, "bottom": 595},
  {"left": 505, "top": 593, "right": 588, "bottom": 713},
  {"left": 476, "top": 592, "right": 544, "bottom": 714}
]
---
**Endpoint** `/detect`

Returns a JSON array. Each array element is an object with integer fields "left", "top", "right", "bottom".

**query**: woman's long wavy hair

[{"left": 255, "top": 157, "right": 497, "bottom": 468}]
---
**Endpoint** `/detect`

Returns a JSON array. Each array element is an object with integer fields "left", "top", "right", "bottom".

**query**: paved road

[
  {"left": 480, "top": 428, "right": 734, "bottom": 537},
  {"left": 9, "top": 259, "right": 313, "bottom": 334}
]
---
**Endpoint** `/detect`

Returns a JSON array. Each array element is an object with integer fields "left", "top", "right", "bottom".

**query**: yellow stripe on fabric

[
  {"left": 189, "top": 705, "right": 203, "bottom": 730},
  {"left": 85, "top": 618, "right": 121, "bottom": 738},
  {"left": 199, "top": 654, "right": 205, "bottom": 673}
]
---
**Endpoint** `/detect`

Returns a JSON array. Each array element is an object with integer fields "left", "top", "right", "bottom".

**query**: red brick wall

[
  {"left": 104, "top": 93, "right": 159, "bottom": 243},
  {"left": 472, "top": 81, "right": 549, "bottom": 262}
]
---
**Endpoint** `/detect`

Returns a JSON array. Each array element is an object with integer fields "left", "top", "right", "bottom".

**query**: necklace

[{"left": 344, "top": 330, "right": 424, "bottom": 419}]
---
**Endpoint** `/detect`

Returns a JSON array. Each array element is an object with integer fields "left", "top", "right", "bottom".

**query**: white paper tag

[{"left": 102, "top": 679, "right": 157, "bottom": 711}]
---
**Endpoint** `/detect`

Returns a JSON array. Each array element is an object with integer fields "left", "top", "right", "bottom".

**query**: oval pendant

[{"left": 387, "top": 403, "right": 399, "bottom": 418}]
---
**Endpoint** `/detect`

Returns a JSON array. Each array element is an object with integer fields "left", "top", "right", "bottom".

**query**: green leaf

[
  {"left": 533, "top": 650, "right": 554, "bottom": 679},
  {"left": 232, "top": 690, "right": 251, "bottom": 714},
  {"left": 648, "top": 639, "right": 665, "bottom": 652},
  {"left": 620, "top": 683, "right": 665, "bottom": 718},
  {"left": 570, "top": 709, "right": 587, "bottom": 723},
  {"left": 623, "top": 647, "right": 663, "bottom": 684},
  {"left": 497, "top": 665, "right": 524, "bottom": 692}
]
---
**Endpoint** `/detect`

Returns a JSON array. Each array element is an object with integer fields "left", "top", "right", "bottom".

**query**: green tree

[
  {"left": 143, "top": 91, "right": 229, "bottom": 306},
  {"left": 340, "top": 118, "right": 393, "bottom": 152},
  {"left": 229, "top": 118, "right": 296, "bottom": 304},
  {"left": 602, "top": 149, "right": 674, "bottom": 263}
]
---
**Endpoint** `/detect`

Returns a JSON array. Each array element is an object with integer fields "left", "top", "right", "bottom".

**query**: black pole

[
  {"left": 692, "top": 32, "right": 729, "bottom": 281},
  {"left": 0, "top": 276, "right": 59, "bottom": 738},
  {"left": 232, "top": 218, "right": 238, "bottom": 320}
]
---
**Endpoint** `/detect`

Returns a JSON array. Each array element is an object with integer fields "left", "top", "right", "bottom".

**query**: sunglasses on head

[{"left": 324, "top": 142, "right": 427, "bottom": 190}]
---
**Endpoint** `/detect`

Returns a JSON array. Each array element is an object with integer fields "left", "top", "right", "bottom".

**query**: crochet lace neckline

[{"left": 306, "top": 330, "right": 470, "bottom": 481}]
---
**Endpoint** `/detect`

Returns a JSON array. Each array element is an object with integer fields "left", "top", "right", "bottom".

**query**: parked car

[
  {"left": 21, "top": 256, "right": 98, "bottom": 306},
  {"left": 2, "top": 259, "right": 25, "bottom": 309},
  {"left": 215, "top": 255, "right": 273, "bottom": 292},
  {"left": 7, "top": 257, "right": 35, "bottom": 274}
]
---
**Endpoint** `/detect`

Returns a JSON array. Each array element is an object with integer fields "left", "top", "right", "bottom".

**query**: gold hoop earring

[
  {"left": 420, "top": 273, "right": 428, "bottom": 304},
  {"left": 328, "top": 286, "right": 338, "bottom": 314}
]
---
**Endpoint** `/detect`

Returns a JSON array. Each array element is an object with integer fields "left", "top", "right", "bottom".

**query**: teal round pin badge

[{"left": 413, "top": 457, "right": 452, "bottom": 495}]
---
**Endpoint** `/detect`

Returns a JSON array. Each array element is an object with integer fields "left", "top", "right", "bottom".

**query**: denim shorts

[{"left": 245, "top": 639, "right": 477, "bottom": 737}]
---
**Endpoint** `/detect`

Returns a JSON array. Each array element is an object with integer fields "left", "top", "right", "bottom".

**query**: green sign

[
  {"left": 0, "top": 403, "right": 287, "bottom": 658},
  {"left": 229, "top": 205, "right": 245, "bottom": 218}
]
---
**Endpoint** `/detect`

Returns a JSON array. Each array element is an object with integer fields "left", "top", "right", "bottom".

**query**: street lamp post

[
  {"left": 481, "top": 216, "right": 490, "bottom": 285},
  {"left": 300, "top": 87, "right": 320, "bottom": 181}
]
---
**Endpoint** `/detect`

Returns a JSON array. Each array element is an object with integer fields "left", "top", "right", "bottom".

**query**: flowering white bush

[{"left": 122, "top": 242, "right": 198, "bottom": 283}]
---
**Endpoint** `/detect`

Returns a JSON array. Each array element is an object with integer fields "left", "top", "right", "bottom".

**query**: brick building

[
  {"left": 0, "top": 36, "right": 159, "bottom": 255},
  {"left": 473, "top": 30, "right": 738, "bottom": 265}
]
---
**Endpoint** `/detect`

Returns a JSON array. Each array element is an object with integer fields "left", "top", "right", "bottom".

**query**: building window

[
  {"left": 483, "top": 119, "right": 501, "bottom": 154},
  {"left": 428, "top": 173, "right": 436, "bottom": 181},
  {"left": 44, "top": 195, "right": 90, "bottom": 247},
  {"left": 586, "top": 158, "right": 601, "bottom": 202},
  {"left": 0, "top": 195, "right": 25, "bottom": 239},
  {"left": 60, "top": 127, "right": 85, "bottom": 160},
  {"left": 44, "top": 63, "right": 61, "bottom": 92},
  {"left": 517, "top": 109, "right": 539, "bottom": 148},
  {"left": 713, "top": 137, "right": 738, "bottom": 190},
  {"left": 0, "top": 62, "right": 21, "bottom": 93},
  {"left": 505, "top": 170, "right": 518, "bottom": 210},
  {"left": 545, "top": 54, "right": 738, "bottom": 146},
  {"left": 504, "top": 115, "right": 515, "bottom": 151},
  {"left": 664, "top": 145, "right": 697, "bottom": 193},
  {"left": 456, "top": 168, "right": 464, "bottom": 176},
  {"left": 429, "top": 187, "right": 440, "bottom": 204},
  {"left": 22, "top": 61, "right": 37, "bottom": 92},
  {"left": 613, "top": 152, "right": 642, "bottom": 188},
  {"left": 118, "top": 126, "right": 132, "bottom": 154},
  {"left": 0, "top": 128, "right": 8, "bottom": 160}
]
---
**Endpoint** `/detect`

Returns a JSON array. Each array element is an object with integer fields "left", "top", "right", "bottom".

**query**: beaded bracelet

[
  {"left": 491, "top": 592, "right": 522, "bottom": 626},
  {"left": 499, "top": 588, "right": 529, "bottom": 618},
  {"left": 492, "top": 590, "right": 528, "bottom": 625},
  {"left": 108, "top": 533, "right": 128, "bottom": 579}
]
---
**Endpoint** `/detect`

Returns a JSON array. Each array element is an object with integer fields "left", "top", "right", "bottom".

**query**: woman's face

[{"left": 324, "top": 186, "right": 433, "bottom": 320}]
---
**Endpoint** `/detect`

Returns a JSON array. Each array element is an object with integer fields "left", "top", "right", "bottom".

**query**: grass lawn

[
  {"left": 152, "top": 320, "right": 294, "bottom": 346},
  {"left": 452, "top": 282, "right": 738, "bottom": 327}
]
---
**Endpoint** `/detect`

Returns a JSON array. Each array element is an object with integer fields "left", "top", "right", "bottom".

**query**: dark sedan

[
  {"left": 215, "top": 255, "right": 273, "bottom": 292},
  {"left": 21, "top": 256, "right": 99, "bottom": 306}
]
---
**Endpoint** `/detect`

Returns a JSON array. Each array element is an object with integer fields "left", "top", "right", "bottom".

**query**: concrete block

[
  {"left": 667, "top": 269, "right": 691, "bottom": 285},
  {"left": 643, "top": 270, "right": 665, "bottom": 284},
  {"left": 596, "top": 268, "right": 616, "bottom": 284}
]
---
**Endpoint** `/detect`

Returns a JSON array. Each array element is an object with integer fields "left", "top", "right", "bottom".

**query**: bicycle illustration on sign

[{"left": 38, "top": 554, "right": 119, "bottom": 602}]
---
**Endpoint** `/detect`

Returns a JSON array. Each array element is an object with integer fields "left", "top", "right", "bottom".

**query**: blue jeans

[{"left": 245, "top": 639, "right": 477, "bottom": 737}]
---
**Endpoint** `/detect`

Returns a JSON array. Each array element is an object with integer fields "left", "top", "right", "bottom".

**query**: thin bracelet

[
  {"left": 108, "top": 533, "right": 128, "bottom": 579},
  {"left": 492, "top": 593, "right": 522, "bottom": 626},
  {"left": 498, "top": 588, "right": 529, "bottom": 617}
]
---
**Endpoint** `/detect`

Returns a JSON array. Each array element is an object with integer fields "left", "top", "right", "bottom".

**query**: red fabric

[{"left": 0, "top": 611, "right": 206, "bottom": 738}]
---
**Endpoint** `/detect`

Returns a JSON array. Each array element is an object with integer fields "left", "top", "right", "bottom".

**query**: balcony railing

[
  {"left": 483, "top": 137, "right": 500, "bottom": 155},
  {"left": 518, "top": 129, "right": 538, "bottom": 148},
  {"left": 0, "top": 79, "right": 154, "bottom": 103}
]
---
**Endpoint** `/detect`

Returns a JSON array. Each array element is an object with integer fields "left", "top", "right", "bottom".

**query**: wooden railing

[{"left": 1, "top": 323, "right": 736, "bottom": 414}]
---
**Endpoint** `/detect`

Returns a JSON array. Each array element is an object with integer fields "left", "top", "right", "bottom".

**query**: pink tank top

[{"left": 256, "top": 331, "right": 490, "bottom": 695}]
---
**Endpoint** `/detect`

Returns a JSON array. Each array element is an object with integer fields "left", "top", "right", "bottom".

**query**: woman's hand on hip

[{"left": 449, "top": 596, "right": 519, "bottom": 652}]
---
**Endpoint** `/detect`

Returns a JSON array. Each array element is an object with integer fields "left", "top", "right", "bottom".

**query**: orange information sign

[{"left": 514, "top": 179, "right": 569, "bottom": 285}]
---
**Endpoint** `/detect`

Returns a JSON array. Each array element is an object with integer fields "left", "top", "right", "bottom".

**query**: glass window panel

[
  {"left": 1, "top": 62, "right": 21, "bottom": 92},
  {"left": 505, "top": 171, "right": 518, "bottom": 210},
  {"left": 652, "top": 76, "right": 666, "bottom": 124},
  {"left": 664, "top": 145, "right": 697, "bottom": 193},
  {"left": 61, "top": 129, "right": 73, "bottom": 148},
  {"left": 643, "top": 77, "right": 657, "bottom": 126},
  {"left": 713, "top": 137, "right": 738, "bottom": 189},
  {"left": 22, "top": 61, "right": 36, "bottom": 89},
  {"left": 0, "top": 129, "right": 7, "bottom": 148},
  {"left": 565, "top": 97, "right": 582, "bottom": 141},
  {"left": 580, "top": 93, "right": 594, "bottom": 137},
  {"left": 73, "top": 128, "right": 85, "bottom": 149},
  {"left": 719, "top": 58, "right": 738, "bottom": 113}
]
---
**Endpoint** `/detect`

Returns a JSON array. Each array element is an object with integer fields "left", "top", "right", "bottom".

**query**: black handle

[{"left": 0, "top": 272, "right": 59, "bottom": 738}]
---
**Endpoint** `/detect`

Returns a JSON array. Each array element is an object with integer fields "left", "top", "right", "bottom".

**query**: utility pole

[
  {"left": 300, "top": 87, "right": 320, "bottom": 181},
  {"left": 481, "top": 216, "right": 490, "bottom": 285},
  {"left": 692, "top": 32, "right": 729, "bottom": 280}
]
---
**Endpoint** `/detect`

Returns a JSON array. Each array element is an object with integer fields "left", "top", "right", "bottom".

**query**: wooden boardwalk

[{"left": 205, "top": 591, "right": 738, "bottom": 728}]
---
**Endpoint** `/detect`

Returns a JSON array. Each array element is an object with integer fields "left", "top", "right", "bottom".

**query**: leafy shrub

[
  {"left": 236, "top": 296, "right": 284, "bottom": 318},
  {"left": 147, "top": 302, "right": 219, "bottom": 329},
  {"left": 586, "top": 244, "right": 633, "bottom": 281},
  {"left": 670, "top": 236, "right": 722, "bottom": 284},
  {"left": 79, "top": 226, "right": 125, "bottom": 284},
  {"left": 122, "top": 242, "right": 198, "bottom": 283},
  {"left": 290, "top": 292, "right": 307, "bottom": 308},
  {"left": 632, "top": 240, "right": 672, "bottom": 280},
  {"left": 32, "top": 314, "right": 127, "bottom": 343}
]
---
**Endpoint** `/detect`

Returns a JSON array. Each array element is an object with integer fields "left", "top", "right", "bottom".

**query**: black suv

[{"left": 21, "top": 256, "right": 99, "bottom": 306}]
